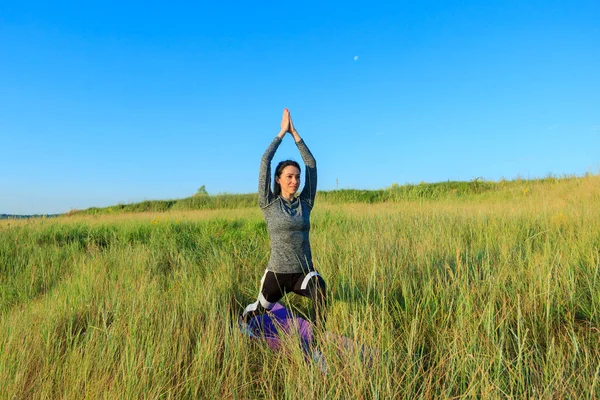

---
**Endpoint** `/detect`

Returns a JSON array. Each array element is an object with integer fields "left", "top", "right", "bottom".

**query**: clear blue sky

[{"left": 1, "top": 1, "right": 598, "bottom": 215}]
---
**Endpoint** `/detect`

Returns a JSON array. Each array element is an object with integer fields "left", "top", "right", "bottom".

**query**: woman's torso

[{"left": 262, "top": 196, "right": 313, "bottom": 274}]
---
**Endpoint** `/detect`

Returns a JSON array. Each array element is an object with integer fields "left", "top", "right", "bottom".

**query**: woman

[{"left": 241, "top": 108, "right": 326, "bottom": 330}]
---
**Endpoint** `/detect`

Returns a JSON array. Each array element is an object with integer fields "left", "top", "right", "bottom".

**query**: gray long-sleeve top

[{"left": 259, "top": 137, "right": 317, "bottom": 274}]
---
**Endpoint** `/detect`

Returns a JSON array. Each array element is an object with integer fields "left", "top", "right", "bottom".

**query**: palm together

[{"left": 280, "top": 108, "right": 297, "bottom": 135}]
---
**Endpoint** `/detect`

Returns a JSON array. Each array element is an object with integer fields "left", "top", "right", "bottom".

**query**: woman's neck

[{"left": 280, "top": 193, "right": 295, "bottom": 201}]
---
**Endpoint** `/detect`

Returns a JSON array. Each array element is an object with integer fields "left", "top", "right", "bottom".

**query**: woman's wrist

[
  {"left": 291, "top": 130, "right": 301, "bottom": 142},
  {"left": 277, "top": 130, "right": 286, "bottom": 138}
]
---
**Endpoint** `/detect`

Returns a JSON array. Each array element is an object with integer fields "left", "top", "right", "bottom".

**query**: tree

[{"left": 195, "top": 185, "right": 208, "bottom": 196}]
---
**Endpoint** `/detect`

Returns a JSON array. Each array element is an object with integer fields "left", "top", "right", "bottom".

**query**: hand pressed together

[{"left": 278, "top": 108, "right": 301, "bottom": 142}]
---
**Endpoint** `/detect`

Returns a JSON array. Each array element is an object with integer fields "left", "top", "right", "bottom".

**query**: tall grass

[{"left": 0, "top": 175, "right": 598, "bottom": 398}]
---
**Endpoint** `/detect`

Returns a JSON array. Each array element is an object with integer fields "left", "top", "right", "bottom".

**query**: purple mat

[
  {"left": 242, "top": 303, "right": 379, "bottom": 373},
  {"left": 246, "top": 303, "right": 313, "bottom": 350}
]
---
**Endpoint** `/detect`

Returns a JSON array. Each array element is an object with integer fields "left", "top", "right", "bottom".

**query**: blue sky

[{"left": 1, "top": 1, "right": 598, "bottom": 214}]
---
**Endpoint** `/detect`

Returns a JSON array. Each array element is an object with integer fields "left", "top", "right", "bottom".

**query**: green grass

[
  {"left": 67, "top": 174, "right": 592, "bottom": 215},
  {"left": 1, "top": 175, "right": 599, "bottom": 398}
]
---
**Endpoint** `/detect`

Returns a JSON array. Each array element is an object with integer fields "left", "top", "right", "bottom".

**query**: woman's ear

[{"left": 275, "top": 176, "right": 280, "bottom": 184}]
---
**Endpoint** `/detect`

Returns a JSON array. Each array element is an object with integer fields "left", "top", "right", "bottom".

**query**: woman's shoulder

[{"left": 260, "top": 195, "right": 282, "bottom": 210}]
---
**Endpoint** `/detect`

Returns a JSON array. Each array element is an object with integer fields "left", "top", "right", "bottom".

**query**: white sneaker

[
  {"left": 238, "top": 317, "right": 256, "bottom": 338},
  {"left": 311, "top": 349, "right": 328, "bottom": 374}
]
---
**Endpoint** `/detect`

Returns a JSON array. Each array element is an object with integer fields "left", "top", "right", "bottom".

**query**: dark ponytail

[{"left": 273, "top": 160, "right": 301, "bottom": 196}]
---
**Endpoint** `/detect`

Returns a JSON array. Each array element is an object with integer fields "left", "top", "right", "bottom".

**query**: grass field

[{"left": 1, "top": 176, "right": 599, "bottom": 398}]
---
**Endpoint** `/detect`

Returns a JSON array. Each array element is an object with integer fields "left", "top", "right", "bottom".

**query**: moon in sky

[{"left": 354, "top": 55, "right": 359, "bottom": 61}]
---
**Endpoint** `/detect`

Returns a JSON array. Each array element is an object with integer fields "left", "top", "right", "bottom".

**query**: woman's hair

[{"left": 273, "top": 160, "right": 301, "bottom": 196}]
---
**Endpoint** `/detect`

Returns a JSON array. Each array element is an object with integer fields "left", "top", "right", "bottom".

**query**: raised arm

[
  {"left": 288, "top": 113, "right": 317, "bottom": 207},
  {"left": 258, "top": 111, "right": 288, "bottom": 208},
  {"left": 258, "top": 136, "right": 282, "bottom": 208}
]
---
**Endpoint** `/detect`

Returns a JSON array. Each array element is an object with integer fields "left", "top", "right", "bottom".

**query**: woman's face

[{"left": 277, "top": 165, "right": 301, "bottom": 197}]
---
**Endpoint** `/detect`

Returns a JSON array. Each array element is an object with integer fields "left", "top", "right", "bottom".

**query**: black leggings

[{"left": 242, "top": 270, "right": 327, "bottom": 327}]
